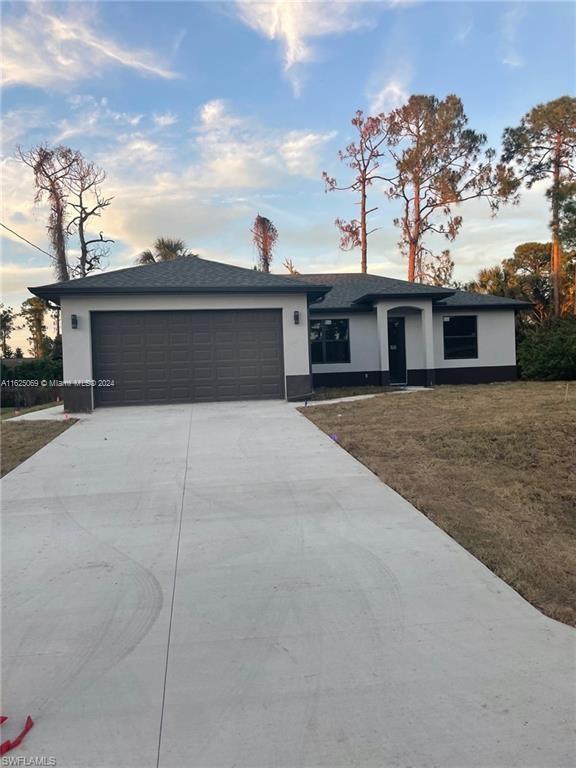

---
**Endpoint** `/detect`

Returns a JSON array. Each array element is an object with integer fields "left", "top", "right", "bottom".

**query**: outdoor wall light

[
  {"left": 71, "top": 314, "right": 78, "bottom": 329},
  {"left": 293, "top": 310, "right": 300, "bottom": 325}
]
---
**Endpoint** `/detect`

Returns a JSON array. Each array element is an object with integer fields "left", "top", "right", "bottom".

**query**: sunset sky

[{"left": 2, "top": 0, "right": 574, "bottom": 350}]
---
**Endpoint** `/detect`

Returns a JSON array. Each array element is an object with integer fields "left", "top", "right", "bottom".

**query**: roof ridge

[{"left": 30, "top": 255, "right": 329, "bottom": 292}]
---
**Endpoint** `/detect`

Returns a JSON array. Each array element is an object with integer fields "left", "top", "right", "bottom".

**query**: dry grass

[
  {"left": 309, "top": 385, "right": 392, "bottom": 401},
  {"left": 301, "top": 381, "right": 576, "bottom": 626},
  {"left": 1, "top": 420, "right": 76, "bottom": 477}
]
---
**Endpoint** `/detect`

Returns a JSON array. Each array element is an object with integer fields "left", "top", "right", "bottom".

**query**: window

[
  {"left": 310, "top": 319, "right": 350, "bottom": 364},
  {"left": 443, "top": 315, "right": 478, "bottom": 359}
]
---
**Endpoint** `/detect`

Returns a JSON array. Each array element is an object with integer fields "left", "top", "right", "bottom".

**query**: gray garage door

[{"left": 91, "top": 309, "right": 285, "bottom": 407}]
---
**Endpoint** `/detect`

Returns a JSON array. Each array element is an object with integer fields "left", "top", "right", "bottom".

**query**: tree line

[
  {"left": 0, "top": 299, "right": 60, "bottom": 360},
  {"left": 4, "top": 93, "right": 574, "bottom": 361},
  {"left": 322, "top": 94, "right": 575, "bottom": 318}
]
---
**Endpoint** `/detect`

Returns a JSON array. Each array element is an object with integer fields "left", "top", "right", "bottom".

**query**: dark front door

[
  {"left": 91, "top": 309, "right": 285, "bottom": 407},
  {"left": 388, "top": 317, "right": 407, "bottom": 385}
]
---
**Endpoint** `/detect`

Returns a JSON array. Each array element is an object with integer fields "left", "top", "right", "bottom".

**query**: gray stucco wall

[
  {"left": 60, "top": 293, "right": 312, "bottom": 405},
  {"left": 433, "top": 309, "right": 517, "bottom": 369},
  {"left": 309, "top": 304, "right": 517, "bottom": 382},
  {"left": 310, "top": 312, "right": 380, "bottom": 376}
]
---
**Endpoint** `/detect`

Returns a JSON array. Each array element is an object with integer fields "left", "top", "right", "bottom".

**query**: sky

[{"left": 1, "top": 0, "right": 575, "bottom": 352}]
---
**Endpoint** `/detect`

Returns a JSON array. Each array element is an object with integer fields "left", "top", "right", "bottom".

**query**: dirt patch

[
  {"left": 1, "top": 419, "right": 77, "bottom": 477},
  {"left": 309, "top": 385, "right": 392, "bottom": 401},
  {"left": 301, "top": 381, "right": 576, "bottom": 626}
]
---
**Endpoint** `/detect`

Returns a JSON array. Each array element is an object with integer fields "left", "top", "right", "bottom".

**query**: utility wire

[{"left": 0, "top": 222, "right": 53, "bottom": 259}]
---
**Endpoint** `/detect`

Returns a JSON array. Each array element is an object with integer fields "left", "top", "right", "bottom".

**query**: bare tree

[
  {"left": 323, "top": 111, "right": 392, "bottom": 273},
  {"left": 283, "top": 257, "right": 300, "bottom": 275},
  {"left": 65, "top": 158, "right": 114, "bottom": 278},
  {"left": 17, "top": 144, "right": 83, "bottom": 282},
  {"left": 251, "top": 215, "right": 278, "bottom": 273},
  {"left": 419, "top": 250, "right": 455, "bottom": 287},
  {"left": 385, "top": 95, "right": 517, "bottom": 282}
]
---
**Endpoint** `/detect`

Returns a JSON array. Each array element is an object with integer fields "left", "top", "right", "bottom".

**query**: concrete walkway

[{"left": 1, "top": 401, "right": 574, "bottom": 767}]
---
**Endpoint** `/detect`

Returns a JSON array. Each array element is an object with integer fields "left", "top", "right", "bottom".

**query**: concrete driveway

[{"left": 2, "top": 401, "right": 574, "bottom": 767}]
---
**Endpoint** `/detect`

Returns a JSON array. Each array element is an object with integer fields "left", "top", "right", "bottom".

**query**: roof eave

[
  {"left": 309, "top": 304, "right": 375, "bottom": 314},
  {"left": 29, "top": 283, "right": 331, "bottom": 305},
  {"left": 433, "top": 302, "right": 533, "bottom": 311},
  {"left": 352, "top": 290, "right": 454, "bottom": 305}
]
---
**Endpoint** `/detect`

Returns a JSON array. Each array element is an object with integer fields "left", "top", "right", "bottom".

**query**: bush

[
  {"left": 518, "top": 316, "right": 576, "bottom": 380},
  {"left": 1, "top": 358, "right": 63, "bottom": 408}
]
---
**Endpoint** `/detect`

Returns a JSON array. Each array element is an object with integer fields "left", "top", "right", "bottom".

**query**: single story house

[{"left": 30, "top": 256, "right": 531, "bottom": 411}]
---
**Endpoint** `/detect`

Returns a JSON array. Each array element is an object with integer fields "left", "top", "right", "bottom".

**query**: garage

[
  {"left": 91, "top": 309, "right": 285, "bottom": 406},
  {"left": 30, "top": 254, "right": 330, "bottom": 411}
]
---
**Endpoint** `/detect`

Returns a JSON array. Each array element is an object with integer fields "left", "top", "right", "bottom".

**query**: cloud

[
  {"left": 501, "top": 5, "right": 526, "bottom": 68},
  {"left": 1, "top": 262, "right": 54, "bottom": 297},
  {"left": 1, "top": 108, "right": 47, "bottom": 153},
  {"left": 234, "top": 1, "right": 377, "bottom": 95},
  {"left": 190, "top": 99, "right": 335, "bottom": 188},
  {"left": 280, "top": 130, "right": 337, "bottom": 176},
  {"left": 153, "top": 113, "right": 178, "bottom": 128},
  {"left": 1, "top": 97, "right": 339, "bottom": 286},
  {"left": 455, "top": 21, "right": 473, "bottom": 44},
  {"left": 366, "top": 47, "right": 412, "bottom": 116},
  {"left": 1, "top": 157, "right": 53, "bottom": 249},
  {"left": 1, "top": 2, "right": 178, "bottom": 90},
  {"left": 368, "top": 79, "right": 408, "bottom": 114},
  {"left": 55, "top": 96, "right": 143, "bottom": 142}
]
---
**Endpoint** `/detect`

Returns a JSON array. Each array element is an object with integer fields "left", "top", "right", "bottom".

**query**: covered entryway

[
  {"left": 387, "top": 317, "right": 407, "bottom": 385},
  {"left": 91, "top": 309, "right": 285, "bottom": 406}
]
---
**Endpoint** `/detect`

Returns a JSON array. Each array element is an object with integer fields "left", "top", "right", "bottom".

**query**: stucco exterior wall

[
  {"left": 60, "top": 293, "right": 311, "bottom": 385},
  {"left": 404, "top": 313, "right": 426, "bottom": 370},
  {"left": 433, "top": 309, "right": 517, "bottom": 369},
  {"left": 310, "top": 312, "right": 380, "bottom": 375},
  {"left": 376, "top": 298, "right": 435, "bottom": 377},
  {"left": 309, "top": 302, "right": 518, "bottom": 388}
]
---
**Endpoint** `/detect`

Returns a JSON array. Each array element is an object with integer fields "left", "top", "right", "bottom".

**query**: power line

[{"left": 0, "top": 222, "right": 53, "bottom": 259}]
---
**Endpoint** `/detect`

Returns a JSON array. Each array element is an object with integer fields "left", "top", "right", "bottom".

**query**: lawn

[
  {"left": 1, "top": 419, "right": 76, "bottom": 477},
  {"left": 301, "top": 381, "right": 576, "bottom": 626}
]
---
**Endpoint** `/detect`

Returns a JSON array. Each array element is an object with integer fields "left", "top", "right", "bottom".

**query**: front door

[{"left": 388, "top": 317, "right": 407, "bottom": 385}]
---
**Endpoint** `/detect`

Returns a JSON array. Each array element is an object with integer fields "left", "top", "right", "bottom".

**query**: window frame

[
  {"left": 442, "top": 315, "right": 479, "bottom": 360},
  {"left": 309, "top": 318, "right": 351, "bottom": 365}
]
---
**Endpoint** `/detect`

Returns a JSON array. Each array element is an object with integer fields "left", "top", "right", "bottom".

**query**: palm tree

[{"left": 136, "top": 237, "right": 197, "bottom": 265}]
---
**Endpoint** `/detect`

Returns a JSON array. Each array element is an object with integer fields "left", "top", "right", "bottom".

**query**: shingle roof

[
  {"left": 299, "top": 273, "right": 532, "bottom": 312},
  {"left": 299, "top": 273, "right": 452, "bottom": 311},
  {"left": 433, "top": 290, "right": 533, "bottom": 310},
  {"left": 29, "top": 256, "right": 331, "bottom": 303}
]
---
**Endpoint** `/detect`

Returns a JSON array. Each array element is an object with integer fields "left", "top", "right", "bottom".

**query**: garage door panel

[
  {"left": 171, "top": 366, "right": 190, "bottom": 380},
  {"left": 192, "top": 332, "right": 211, "bottom": 345},
  {"left": 92, "top": 310, "right": 285, "bottom": 406},
  {"left": 261, "top": 347, "right": 281, "bottom": 361},
  {"left": 147, "top": 371, "right": 169, "bottom": 385},
  {"left": 121, "top": 333, "right": 143, "bottom": 346},
  {"left": 169, "top": 350, "right": 189, "bottom": 363},
  {"left": 215, "top": 348, "right": 234, "bottom": 361},
  {"left": 262, "top": 363, "right": 282, "bottom": 376},
  {"left": 123, "top": 350, "right": 144, "bottom": 364},
  {"left": 192, "top": 349, "right": 213, "bottom": 362}
]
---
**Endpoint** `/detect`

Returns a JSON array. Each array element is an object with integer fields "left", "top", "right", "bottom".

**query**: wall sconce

[
  {"left": 293, "top": 310, "right": 300, "bottom": 325},
  {"left": 71, "top": 314, "right": 78, "bottom": 329}
]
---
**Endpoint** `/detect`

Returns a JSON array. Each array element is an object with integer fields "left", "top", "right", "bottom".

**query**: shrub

[
  {"left": 518, "top": 316, "right": 576, "bottom": 380},
  {"left": 1, "top": 358, "right": 63, "bottom": 408}
]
